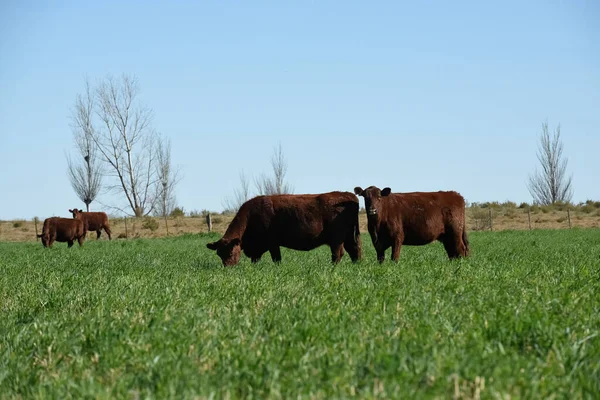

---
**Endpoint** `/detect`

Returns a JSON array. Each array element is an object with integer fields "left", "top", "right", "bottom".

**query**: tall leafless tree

[
  {"left": 222, "top": 170, "right": 251, "bottom": 212},
  {"left": 527, "top": 121, "right": 574, "bottom": 205},
  {"left": 66, "top": 79, "right": 103, "bottom": 212},
  {"left": 154, "top": 137, "right": 181, "bottom": 217},
  {"left": 90, "top": 74, "right": 159, "bottom": 217},
  {"left": 255, "top": 142, "right": 293, "bottom": 195}
]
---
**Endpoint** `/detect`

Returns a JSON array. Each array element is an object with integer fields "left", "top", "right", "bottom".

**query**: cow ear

[
  {"left": 381, "top": 187, "right": 391, "bottom": 196},
  {"left": 206, "top": 241, "right": 219, "bottom": 250},
  {"left": 68, "top": 209, "right": 73, "bottom": 213},
  {"left": 354, "top": 187, "right": 363, "bottom": 196}
]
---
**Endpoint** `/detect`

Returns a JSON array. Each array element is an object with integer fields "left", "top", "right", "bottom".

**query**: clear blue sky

[{"left": 1, "top": 0, "right": 598, "bottom": 220}]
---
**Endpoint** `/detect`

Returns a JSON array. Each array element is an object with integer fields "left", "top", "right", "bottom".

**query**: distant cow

[
  {"left": 354, "top": 186, "right": 469, "bottom": 262},
  {"left": 206, "top": 191, "right": 362, "bottom": 266},
  {"left": 69, "top": 208, "right": 112, "bottom": 240},
  {"left": 37, "top": 217, "right": 86, "bottom": 248}
]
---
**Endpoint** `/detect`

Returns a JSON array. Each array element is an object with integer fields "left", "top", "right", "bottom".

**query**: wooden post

[
  {"left": 34, "top": 217, "right": 39, "bottom": 239},
  {"left": 527, "top": 209, "right": 532, "bottom": 230},
  {"left": 567, "top": 209, "right": 571, "bottom": 229},
  {"left": 124, "top": 217, "right": 128, "bottom": 239},
  {"left": 206, "top": 213, "right": 212, "bottom": 232},
  {"left": 489, "top": 209, "right": 493, "bottom": 231},
  {"left": 164, "top": 214, "right": 169, "bottom": 235}
]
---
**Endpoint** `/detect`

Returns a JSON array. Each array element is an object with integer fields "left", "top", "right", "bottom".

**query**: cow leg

[
  {"left": 105, "top": 226, "right": 112, "bottom": 240},
  {"left": 442, "top": 235, "right": 459, "bottom": 260},
  {"left": 251, "top": 256, "right": 262, "bottom": 263},
  {"left": 376, "top": 247, "right": 386, "bottom": 263},
  {"left": 269, "top": 246, "right": 282, "bottom": 263},
  {"left": 96, "top": 230, "right": 102, "bottom": 239},
  {"left": 67, "top": 240, "right": 74, "bottom": 248},
  {"left": 343, "top": 235, "right": 362, "bottom": 263},
  {"left": 330, "top": 243, "right": 344, "bottom": 264},
  {"left": 391, "top": 238, "right": 403, "bottom": 262},
  {"left": 78, "top": 236, "right": 85, "bottom": 247},
  {"left": 448, "top": 231, "right": 468, "bottom": 259}
]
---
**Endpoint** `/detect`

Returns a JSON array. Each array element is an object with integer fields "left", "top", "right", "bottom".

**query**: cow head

[
  {"left": 37, "top": 233, "right": 48, "bottom": 247},
  {"left": 354, "top": 186, "right": 391, "bottom": 217},
  {"left": 206, "top": 238, "right": 242, "bottom": 266},
  {"left": 69, "top": 208, "right": 84, "bottom": 219}
]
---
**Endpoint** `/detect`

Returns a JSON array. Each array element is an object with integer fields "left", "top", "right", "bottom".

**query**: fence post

[
  {"left": 34, "top": 217, "right": 39, "bottom": 239},
  {"left": 206, "top": 213, "right": 212, "bottom": 232},
  {"left": 489, "top": 209, "right": 493, "bottom": 231},
  {"left": 528, "top": 209, "right": 532, "bottom": 230},
  {"left": 124, "top": 217, "right": 128, "bottom": 239},
  {"left": 567, "top": 209, "right": 571, "bottom": 229}
]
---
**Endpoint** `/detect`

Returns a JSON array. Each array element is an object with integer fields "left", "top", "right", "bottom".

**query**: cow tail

[
  {"left": 354, "top": 203, "right": 361, "bottom": 244},
  {"left": 462, "top": 228, "right": 470, "bottom": 255},
  {"left": 462, "top": 211, "right": 470, "bottom": 256}
]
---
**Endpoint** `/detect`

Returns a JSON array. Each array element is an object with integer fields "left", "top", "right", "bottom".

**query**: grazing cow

[
  {"left": 69, "top": 208, "right": 112, "bottom": 240},
  {"left": 206, "top": 191, "right": 362, "bottom": 266},
  {"left": 354, "top": 186, "right": 470, "bottom": 262},
  {"left": 37, "top": 217, "right": 86, "bottom": 248}
]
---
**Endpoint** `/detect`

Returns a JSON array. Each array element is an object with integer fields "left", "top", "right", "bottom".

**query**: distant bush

[
  {"left": 553, "top": 201, "right": 572, "bottom": 211},
  {"left": 170, "top": 207, "right": 185, "bottom": 218},
  {"left": 13, "top": 221, "right": 23, "bottom": 228},
  {"left": 173, "top": 218, "right": 186, "bottom": 227},
  {"left": 502, "top": 201, "right": 517, "bottom": 208},
  {"left": 470, "top": 208, "right": 491, "bottom": 231},
  {"left": 518, "top": 202, "right": 529, "bottom": 209},
  {"left": 188, "top": 209, "right": 202, "bottom": 218},
  {"left": 579, "top": 203, "right": 595, "bottom": 213},
  {"left": 142, "top": 217, "right": 159, "bottom": 231}
]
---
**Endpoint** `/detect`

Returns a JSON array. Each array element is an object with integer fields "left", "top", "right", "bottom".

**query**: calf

[
  {"left": 354, "top": 186, "right": 470, "bottom": 262},
  {"left": 37, "top": 217, "right": 86, "bottom": 248},
  {"left": 206, "top": 191, "right": 362, "bottom": 266},
  {"left": 69, "top": 208, "right": 112, "bottom": 240}
]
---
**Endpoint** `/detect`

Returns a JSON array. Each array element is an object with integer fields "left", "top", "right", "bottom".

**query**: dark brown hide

[
  {"left": 354, "top": 186, "right": 470, "bottom": 262},
  {"left": 69, "top": 208, "right": 112, "bottom": 240},
  {"left": 206, "top": 191, "right": 362, "bottom": 266},
  {"left": 37, "top": 217, "right": 86, "bottom": 248}
]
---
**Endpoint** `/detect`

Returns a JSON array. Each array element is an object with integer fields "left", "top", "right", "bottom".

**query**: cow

[
  {"left": 69, "top": 208, "right": 112, "bottom": 240},
  {"left": 37, "top": 217, "right": 86, "bottom": 248},
  {"left": 353, "top": 186, "right": 470, "bottom": 263},
  {"left": 206, "top": 191, "right": 362, "bottom": 266}
]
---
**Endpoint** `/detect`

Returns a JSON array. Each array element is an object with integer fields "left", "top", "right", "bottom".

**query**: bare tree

[
  {"left": 527, "top": 121, "right": 573, "bottom": 205},
  {"left": 154, "top": 136, "right": 181, "bottom": 217},
  {"left": 222, "top": 170, "right": 251, "bottom": 213},
  {"left": 90, "top": 74, "right": 159, "bottom": 217},
  {"left": 255, "top": 143, "right": 293, "bottom": 195},
  {"left": 66, "top": 79, "right": 102, "bottom": 212}
]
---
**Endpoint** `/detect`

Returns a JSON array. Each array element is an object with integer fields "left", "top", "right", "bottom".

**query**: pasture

[{"left": 1, "top": 229, "right": 599, "bottom": 399}]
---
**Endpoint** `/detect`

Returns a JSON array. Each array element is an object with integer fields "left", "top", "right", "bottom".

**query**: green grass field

[{"left": 1, "top": 229, "right": 599, "bottom": 399}]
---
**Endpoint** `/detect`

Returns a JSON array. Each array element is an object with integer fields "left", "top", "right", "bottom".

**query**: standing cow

[
  {"left": 69, "top": 208, "right": 112, "bottom": 240},
  {"left": 37, "top": 217, "right": 86, "bottom": 248},
  {"left": 206, "top": 191, "right": 362, "bottom": 266},
  {"left": 354, "top": 186, "right": 470, "bottom": 262}
]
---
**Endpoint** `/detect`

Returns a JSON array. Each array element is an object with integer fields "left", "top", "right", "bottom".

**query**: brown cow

[
  {"left": 206, "top": 191, "right": 362, "bottom": 266},
  {"left": 37, "top": 217, "right": 86, "bottom": 248},
  {"left": 354, "top": 186, "right": 470, "bottom": 262},
  {"left": 69, "top": 208, "right": 112, "bottom": 240}
]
